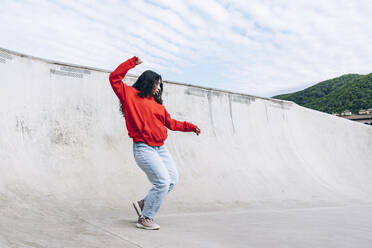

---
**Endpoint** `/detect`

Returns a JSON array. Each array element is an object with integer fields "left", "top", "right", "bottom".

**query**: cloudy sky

[{"left": 1, "top": 0, "right": 372, "bottom": 97}]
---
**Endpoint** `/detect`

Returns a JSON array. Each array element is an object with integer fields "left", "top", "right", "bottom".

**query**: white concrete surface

[{"left": 0, "top": 47, "right": 372, "bottom": 247}]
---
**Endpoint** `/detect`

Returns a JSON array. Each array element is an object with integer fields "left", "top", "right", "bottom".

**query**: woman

[{"left": 109, "top": 56, "right": 201, "bottom": 230}]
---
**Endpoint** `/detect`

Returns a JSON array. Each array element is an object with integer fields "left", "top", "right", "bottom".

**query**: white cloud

[{"left": 1, "top": 0, "right": 372, "bottom": 97}]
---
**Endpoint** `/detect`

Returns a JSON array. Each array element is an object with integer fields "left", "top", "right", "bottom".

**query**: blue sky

[{"left": 1, "top": 0, "right": 372, "bottom": 97}]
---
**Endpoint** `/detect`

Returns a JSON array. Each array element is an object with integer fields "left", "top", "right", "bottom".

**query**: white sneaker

[{"left": 136, "top": 216, "right": 160, "bottom": 230}]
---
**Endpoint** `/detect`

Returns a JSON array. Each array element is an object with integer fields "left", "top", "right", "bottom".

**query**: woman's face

[{"left": 152, "top": 80, "right": 161, "bottom": 96}]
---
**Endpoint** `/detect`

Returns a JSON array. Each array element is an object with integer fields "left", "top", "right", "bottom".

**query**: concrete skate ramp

[{"left": 1, "top": 48, "right": 372, "bottom": 247}]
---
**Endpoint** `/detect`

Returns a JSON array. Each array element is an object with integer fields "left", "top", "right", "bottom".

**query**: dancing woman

[{"left": 109, "top": 56, "right": 200, "bottom": 230}]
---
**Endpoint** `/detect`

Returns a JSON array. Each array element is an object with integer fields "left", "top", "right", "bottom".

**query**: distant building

[
  {"left": 341, "top": 110, "right": 352, "bottom": 116},
  {"left": 359, "top": 109, "right": 368, "bottom": 115},
  {"left": 336, "top": 109, "right": 372, "bottom": 126},
  {"left": 331, "top": 109, "right": 372, "bottom": 125},
  {"left": 358, "top": 109, "right": 372, "bottom": 115},
  {"left": 341, "top": 114, "right": 372, "bottom": 125}
]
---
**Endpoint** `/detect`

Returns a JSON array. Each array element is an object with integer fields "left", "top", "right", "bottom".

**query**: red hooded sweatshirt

[{"left": 109, "top": 56, "right": 198, "bottom": 146}]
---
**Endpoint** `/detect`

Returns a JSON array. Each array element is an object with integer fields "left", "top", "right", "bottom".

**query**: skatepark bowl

[{"left": 1, "top": 47, "right": 372, "bottom": 248}]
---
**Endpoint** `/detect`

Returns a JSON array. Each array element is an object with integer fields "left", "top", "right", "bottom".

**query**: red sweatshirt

[{"left": 109, "top": 56, "right": 198, "bottom": 146}]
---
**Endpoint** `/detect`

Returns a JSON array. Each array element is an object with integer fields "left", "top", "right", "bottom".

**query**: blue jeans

[{"left": 133, "top": 142, "right": 179, "bottom": 219}]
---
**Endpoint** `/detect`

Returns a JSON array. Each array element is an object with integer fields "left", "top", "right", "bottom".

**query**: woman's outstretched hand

[
  {"left": 194, "top": 127, "right": 201, "bottom": 136},
  {"left": 136, "top": 57, "right": 143, "bottom": 65}
]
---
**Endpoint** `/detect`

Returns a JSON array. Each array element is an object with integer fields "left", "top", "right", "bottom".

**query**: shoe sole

[
  {"left": 132, "top": 201, "right": 142, "bottom": 217},
  {"left": 136, "top": 223, "right": 160, "bottom": 230}
]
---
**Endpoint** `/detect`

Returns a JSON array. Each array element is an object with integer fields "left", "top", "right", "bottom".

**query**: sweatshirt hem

[{"left": 132, "top": 137, "right": 165, "bottom": 147}]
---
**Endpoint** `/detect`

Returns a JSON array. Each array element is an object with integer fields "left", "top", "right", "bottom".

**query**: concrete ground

[
  {"left": 90, "top": 205, "right": 372, "bottom": 248},
  {"left": 1, "top": 198, "right": 372, "bottom": 247},
  {"left": 1, "top": 48, "right": 372, "bottom": 247}
]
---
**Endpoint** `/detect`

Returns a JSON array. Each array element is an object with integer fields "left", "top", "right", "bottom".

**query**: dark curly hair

[{"left": 120, "top": 70, "right": 163, "bottom": 118}]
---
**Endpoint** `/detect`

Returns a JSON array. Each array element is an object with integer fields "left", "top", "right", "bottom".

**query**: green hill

[{"left": 273, "top": 73, "right": 372, "bottom": 114}]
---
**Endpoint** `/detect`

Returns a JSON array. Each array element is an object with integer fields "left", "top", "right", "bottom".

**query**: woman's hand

[
  {"left": 136, "top": 57, "right": 143, "bottom": 65},
  {"left": 194, "top": 127, "right": 201, "bottom": 136}
]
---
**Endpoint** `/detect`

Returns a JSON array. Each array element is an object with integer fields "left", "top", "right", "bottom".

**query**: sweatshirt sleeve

[
  {"left": 164, "top": 108, "right": 198, "bottom": 132},
  {"left": 108, "top": 56, "right": 137, "bottom": 101}
]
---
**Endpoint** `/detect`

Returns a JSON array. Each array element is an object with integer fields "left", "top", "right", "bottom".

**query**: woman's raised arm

[{"left": 109, "top": 56, "right": 142, "bottom": 100}]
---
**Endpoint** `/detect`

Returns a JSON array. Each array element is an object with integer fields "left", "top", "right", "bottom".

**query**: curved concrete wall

[{"left": 1, "top": 48, "right": 372, "bottom": 217}]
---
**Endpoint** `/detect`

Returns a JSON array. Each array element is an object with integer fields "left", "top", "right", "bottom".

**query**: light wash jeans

[{"left": 133, "top": 141, "right": 179, "bottom": 219}]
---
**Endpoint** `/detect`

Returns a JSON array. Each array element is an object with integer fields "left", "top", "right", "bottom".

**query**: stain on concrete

[
  {"left": 232, "top": 95, "right": 254, "bottom": 104},
  {"left": 60, "top": 66, "right": 90, "bottom": 75},
  {"left": 49, "top": 120, "right": 72, "bottom": 146},
  {"left": 48, "top": 103, "right": 97, "bottom": 147},
  {"left": 269, "top": 99, "right": 292, "bottom": 110},
  {"left": 49, "top": 64, "right": 94, "bottom": 78},
  {"left": 211, "top": 91, "right": 222, "bottom": 97},
  {"left": 75, "top": 104, "right": 94, "bottom": 118},
  {"left": 0, "top": 49, "right": 13, "bottom": 64},
  {"left": 16, "top": 118, "right": 32, "bottom": 138},
  {"left": 185, "top": 87, "right": 205, "bottom": 97},
  {"left": 207, "top": 91, "right": 216, "bottom": 136},
  {"left": 50, "top": 68, "right": 83, "bottom": 78},
  {"left": 228, "top": 94, "right": 236, "bottom": 135}
]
